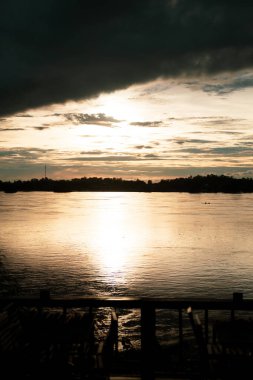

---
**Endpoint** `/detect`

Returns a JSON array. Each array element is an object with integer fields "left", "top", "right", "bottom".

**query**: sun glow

[{"left": 96, "top": 90, "right": 144, "bottom": 122}]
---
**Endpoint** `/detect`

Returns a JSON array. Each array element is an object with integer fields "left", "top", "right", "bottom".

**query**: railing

[{"left": 1, "top": 292, "right": 252, "bottom": 379}]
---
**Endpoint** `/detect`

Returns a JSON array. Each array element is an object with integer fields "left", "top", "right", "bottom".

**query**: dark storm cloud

[
  {"left": 63, "top": 113, "right": 121, "bottom": 126},
  {"left": 202, "top": 74, "right": 253, "bottom": 94},
  {"left": 1, "top": 0, "right": 253, "bottom": 116}
]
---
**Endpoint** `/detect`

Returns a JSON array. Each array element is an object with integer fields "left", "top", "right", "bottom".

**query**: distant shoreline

[{"left": 1, "top": 174, "right": 253, "bottom": 193}]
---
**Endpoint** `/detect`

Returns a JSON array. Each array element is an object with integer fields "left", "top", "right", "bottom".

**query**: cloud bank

[{"left": 1, "top": 0, "right": 253, "bottom": 116}]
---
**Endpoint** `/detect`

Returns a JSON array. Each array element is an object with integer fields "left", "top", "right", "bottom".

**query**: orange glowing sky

[{"left": 1, "top": 75, "right": 253, "bottom": 181}]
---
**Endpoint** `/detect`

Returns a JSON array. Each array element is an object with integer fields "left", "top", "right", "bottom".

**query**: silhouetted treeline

[{"left": 1, "top": 175, "right": 253, "bottom": 193}]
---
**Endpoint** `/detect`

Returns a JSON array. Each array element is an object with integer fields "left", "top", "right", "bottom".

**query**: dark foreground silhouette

[
  {"left": 1, "top": 174, "right": 253, "bottom": 193},
  {"left": 1, "top": 293, "right": 253, "bottom": 379}
]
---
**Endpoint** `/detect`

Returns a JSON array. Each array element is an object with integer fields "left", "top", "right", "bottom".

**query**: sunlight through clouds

[{"left": 1, "top": 75, "right": 253, "bottom": 180}]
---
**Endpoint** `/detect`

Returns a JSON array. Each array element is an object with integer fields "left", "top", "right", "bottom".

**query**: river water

[{"left": 1, "top": 192, "right": 253, "bottom": 346}]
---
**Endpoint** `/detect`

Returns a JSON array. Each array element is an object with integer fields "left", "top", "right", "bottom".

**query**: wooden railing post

[
  {"left": 141, "top": 303, "right": 156, "bottom": 379},
  {"left": 111, "top": 308, "right": 118, "bottom": 353},
  {"left": 178, "top": 308, "right": 183, "bottom": 361},
  {"left": 231, "top": 292, "right": 244, "bottom": 320},
  {"left": 39, "top": 289, "right": 50, "bottom": 313},
  {"left": 205, "top": 309, "right": 209, "bottom": 343}
]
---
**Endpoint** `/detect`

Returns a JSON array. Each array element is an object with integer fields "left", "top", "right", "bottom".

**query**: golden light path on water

[
  {"left": 1, "top": 192, "right": 253, "bottom": 301},
  {"left": 82, "top": 194, "right": 150, "bottom": 284}
]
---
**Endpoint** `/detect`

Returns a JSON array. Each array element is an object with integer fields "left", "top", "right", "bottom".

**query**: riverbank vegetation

[{"left": 1, "top": 174, "right": 253, "bottom": 193}]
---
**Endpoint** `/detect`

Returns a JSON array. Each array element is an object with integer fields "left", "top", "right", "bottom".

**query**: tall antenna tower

[{"left": 44, "top": 164, "right": 47, "bottom": 179}]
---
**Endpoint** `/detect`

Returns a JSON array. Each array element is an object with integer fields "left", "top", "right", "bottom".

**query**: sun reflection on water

[{"left": 87, "top": 195, "right": 144, "bottom": 279}]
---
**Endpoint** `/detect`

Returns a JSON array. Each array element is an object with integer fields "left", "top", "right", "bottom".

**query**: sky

[{"left": 0, "top": 0, "right": 253, "bottom": 181}]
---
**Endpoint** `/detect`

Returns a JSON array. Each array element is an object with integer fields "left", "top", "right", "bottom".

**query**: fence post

[
  {"left": 141, "top": 303, "right": 156, "bottom": 379},
  {"left": 231, "top": 292, "right": 244, "bottom": 320},
  {"left": 178, "top": 308, "right": 183, "bottom": 361},
  {"left": 111, "top": 308, "right": 118, "bottom": 353},
  {"left": 39, "top": 289, "right": 50, "bottom": 313},
  {"left": 204, "top": 309, "right": 209, "bottom": 344}
]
